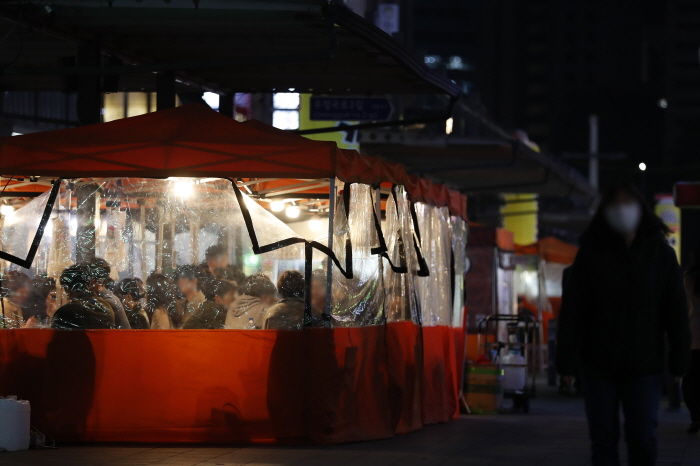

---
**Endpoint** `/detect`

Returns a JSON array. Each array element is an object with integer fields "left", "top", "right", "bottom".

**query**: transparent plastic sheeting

[
  {"left": 0, "top": 178, "right": 305, "bottom": 330},
  {"left": 0, "top": 178, "right": 468, "bottom": 330},
  {"left": 449, "top": 216, "right": 467, "bottom": 328},
  {"left": 329, "top": 183, "right": 384, "bottom": 327},
  {"left": 414, "top": 204, "right": 453, "bottom": 326},
  {"left": 383, "top": 186, "right": 420, "bottom": 323}
]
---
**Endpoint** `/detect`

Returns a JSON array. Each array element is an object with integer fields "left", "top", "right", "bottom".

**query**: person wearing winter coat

[
  {"left": 224, "top": 273, "right": 276, "bottom": 329},
  {"left": 263, "top": 270, "right": 305, "bottom": 330},
  {"left": 682, "top": 248, "right": 700, "bottom": 434},
  {"left": 557, "top": 182, "right": 690, "bottom": 466}
]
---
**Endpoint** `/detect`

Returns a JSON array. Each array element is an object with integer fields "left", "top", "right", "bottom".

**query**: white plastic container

[
  {"left": 0, "top": 397, "right": 31, "bottom": 451},
  {"left": 500, "top": 351, "right": 527, "bottom": 392}
]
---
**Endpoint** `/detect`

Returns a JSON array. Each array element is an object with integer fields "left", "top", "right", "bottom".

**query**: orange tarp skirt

[{"left": 0, "top": 322, "right": 463, "bottom": 444}]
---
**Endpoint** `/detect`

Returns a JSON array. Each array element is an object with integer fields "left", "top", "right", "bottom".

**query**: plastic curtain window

[
  {"left": 449, "top": 216, "right": 467, "bottom": 328},
  {"left": 383, "top": 186, "right": 420, "bottom": 323},
  {"left": 414, "top": 203, "right": 452, "bottom": 326},
  {"left": 329, "top": 183, "right": 384, "bottom": 327},
  {"left": 1, "top": 178, "right": 306, "bottom": 330}
]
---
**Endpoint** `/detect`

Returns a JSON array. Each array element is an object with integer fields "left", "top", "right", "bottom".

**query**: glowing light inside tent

[
  {"left": 170, "top": 178, "right": 195, "bottom": 199},
  {"left": 270, "top": 201, "right": 285, "bottom": 213},
  {"left": 285, "top": 205, "right": 301, "bottom": 219},
  {"left": 309, "top": 217, "right": 325, "bottom": 232}
]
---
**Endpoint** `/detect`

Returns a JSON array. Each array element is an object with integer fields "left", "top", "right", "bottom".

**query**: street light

[{"left": 638, "top": 162, "right": 647, "bottom": 172}]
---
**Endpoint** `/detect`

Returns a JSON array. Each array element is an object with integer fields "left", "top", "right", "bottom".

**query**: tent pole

[{"left": 324, "top": 178, "right": 335, "bottom": 322}]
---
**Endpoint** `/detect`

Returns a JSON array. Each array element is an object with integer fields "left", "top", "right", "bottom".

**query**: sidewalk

[{"left": 2, "top": 388, "right": 699, "bottom": 466}]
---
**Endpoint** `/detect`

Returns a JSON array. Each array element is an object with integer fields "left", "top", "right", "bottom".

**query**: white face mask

[{"left": 604, "top": 202, "right": 641, "bottom": 235}]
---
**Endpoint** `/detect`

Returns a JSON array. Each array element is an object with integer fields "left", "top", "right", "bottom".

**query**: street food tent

[
  {"left": 514, "top": 237, "right": 578, "bottom": 356},
  {"left": 0, "top": 104, "right": 468, "bottom": 443},
  {"left": 515, "top": 236, "right": 578, "bottom": 318}
]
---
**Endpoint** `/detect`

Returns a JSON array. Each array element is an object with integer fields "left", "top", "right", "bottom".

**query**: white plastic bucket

[{"left": 0, "top": 397, "right": 31, "bottom": 451}]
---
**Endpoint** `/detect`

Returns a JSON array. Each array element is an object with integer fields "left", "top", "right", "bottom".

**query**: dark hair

[
  {"left": 200, "top": 278, "right": 236, "bottom": 301},
  {"left": 118, "top": 278, "right": 145, "bottom": 300},
  {"left": 0, "top": 270, "right": 30, "bottom": 298},
  {"left": 87, "top": 257, "right": 111, "bottom": 283},
  {"left": 205, "top": 244, "right": 227, "bottom": 261},
  {"left": 174, "top": 264, "right": 198, "bottom": 282},
  {"left": 23, "top": 276, "right": 56, "bottom": 320},
  {"left": 214, "top": 265, "right": 246, "bottom": 285},
  {"left": 242, "top": 273, "right": 276, "bottom": 298},
  {"left": 277, "top": 270, "right": 304, "bottom": 299},
  {"left": 60, "top": 264, "right": 92, "bottom": 296},
  {"left": 582, "top": 181, "right": 669, "bottom": 246},
  {"left": 146, "top": 274, "right": 176, "bottom": 308}
]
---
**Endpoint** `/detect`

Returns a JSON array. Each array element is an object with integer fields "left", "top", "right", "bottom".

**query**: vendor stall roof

[
  {"left": 0, "top": 1, "right": 459, "bottom": 97},
  {"left": 360, "top": 134, "right": 596, "bottom": 199},
  {"left": 515, "top": 237, "right": 579, "bottom": 265},
  {"left": 0, "top": 104, "right": 467, "bottom": 218}
]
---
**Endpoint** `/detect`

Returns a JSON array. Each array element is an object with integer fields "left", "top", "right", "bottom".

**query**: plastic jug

[{"left": 0, "top": 397, "right": 31, "bottom": 451}]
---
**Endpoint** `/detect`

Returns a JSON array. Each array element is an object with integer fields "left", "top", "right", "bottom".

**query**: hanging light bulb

[
  {"left": 0, "top": 204, "right": 14, "bottom": 217},
  {"left": 270, "top": 201, "right": 285, "bottom": 213},
  {"left": 285, "top": 205, "right": 301, "bottom": 219},
  {"left": 170, "top": 178, "right": 195, "bottom": 199},
  {"left": 0, "top": 204, "right": 16, "bottom": 226}
]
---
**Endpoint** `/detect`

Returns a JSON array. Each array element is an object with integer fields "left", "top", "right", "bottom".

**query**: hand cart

[{"left": 477, "top": 313, "right": 539, "bottom": 413}]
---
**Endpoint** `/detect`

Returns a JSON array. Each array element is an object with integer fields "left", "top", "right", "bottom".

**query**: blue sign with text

[{"left": 310, "top": 96, "right": 392, "bottom": 121}]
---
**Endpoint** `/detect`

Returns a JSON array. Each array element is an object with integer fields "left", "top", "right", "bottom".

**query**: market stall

[
  {"left": 463, "top": 225, "right": 515, "bottom": 360},
  {"left": 514, "top": 236, "right": 578, "bottom": 383},
  {"left": 0, "top": 104, "right": 468, "bottom": 443}
]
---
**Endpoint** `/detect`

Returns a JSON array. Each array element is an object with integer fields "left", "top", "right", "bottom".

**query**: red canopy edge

[
  {"left": 515, "top": 236, "right": 578, "bottom": 264},
  {"left": 0, "top": 104, "right": 467, "bottom": 219}
]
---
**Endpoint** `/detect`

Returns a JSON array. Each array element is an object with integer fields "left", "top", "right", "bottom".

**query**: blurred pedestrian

[{"left": 557, "top": 182, "right": 690, "bottom": 466}]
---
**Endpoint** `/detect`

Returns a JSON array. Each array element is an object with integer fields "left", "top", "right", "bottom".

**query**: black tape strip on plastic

[
  {"left": 229, "top": 179, "right": 353, "bottom": 279},
  {"left": 369, "top": 186, "right": 408, "bottom": 273},
  {"left": 0, "top": 178, "right": 62, "bottom": 269},
  {"left": 408, "top": 198, "right": 430, "bottom": 277}
]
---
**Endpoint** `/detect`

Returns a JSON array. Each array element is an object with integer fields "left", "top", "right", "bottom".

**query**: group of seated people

[{"left": 0, "top": 245, "right": 328, "bottom": 331}]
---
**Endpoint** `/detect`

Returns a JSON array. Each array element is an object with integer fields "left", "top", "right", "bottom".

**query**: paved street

[{"left": 2, "top": 387, "right": 699, "bottom": 466}]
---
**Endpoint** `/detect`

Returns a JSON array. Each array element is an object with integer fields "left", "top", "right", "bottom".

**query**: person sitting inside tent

[
  {"left": 225, "top": 273, "right": 277, "bottom": 329},
  {"left": 117, "top": 278, "right": 150, "bottom": 329},
  {"left": 0, "top": 270, "right": 31, "bottom": 328},
  {"left": 198, "top": 244, "right": 229, "bottom": 278},
  {"left": 263, "top": 271, "right": 305, "bottom": 330},
  {"left": 22, "top": 276, "right": 58, "bottom": 328},
  {"left": 146, "top": 273, "right": 180, "bottom": 329},
  {"left": 174, "top": 265, "right": 205, "bottom": 327},
  {"left": 52, "top": 264, "right": 115, "bottom": 330},
  {"left": 182, "top": 278, "right": 237, "bottom": 329},
  {"left": 87, "top": 258, "right": 131, "bottom": 329}
]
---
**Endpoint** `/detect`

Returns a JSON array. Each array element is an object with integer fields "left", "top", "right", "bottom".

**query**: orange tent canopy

[
  {"left": 515, "top": 236, "right": 578, "bottom": 264},
  {"left": 0, "top": 104, "right": 467, "bottom": 218}
]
